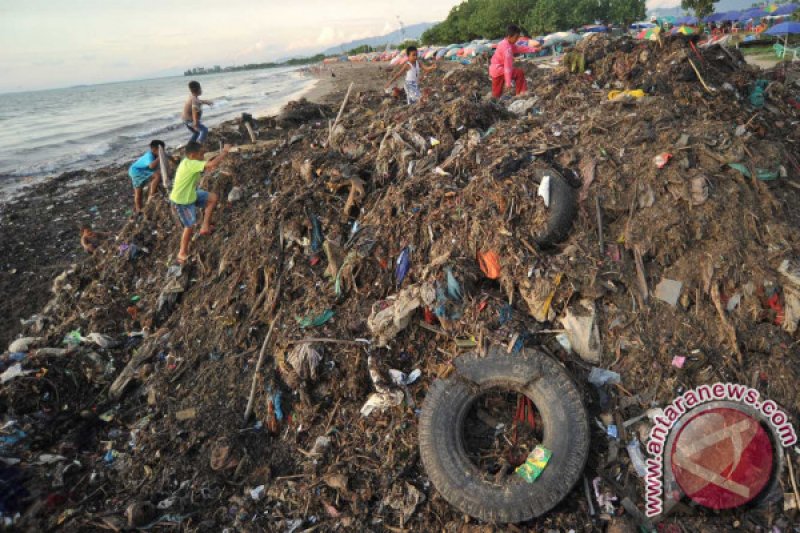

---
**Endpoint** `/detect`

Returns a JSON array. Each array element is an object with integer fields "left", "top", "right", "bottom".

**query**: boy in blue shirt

[{"left": 128, "top": 140, "right": 165, "bottom": 216}]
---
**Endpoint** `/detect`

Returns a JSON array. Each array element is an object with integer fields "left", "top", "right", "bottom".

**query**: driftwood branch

[
  {"left": 328, "top": 82, "right": 354, "bottom": 147},
  {"left": 243, "top": 316, "right": 279, "bottom": 421}
]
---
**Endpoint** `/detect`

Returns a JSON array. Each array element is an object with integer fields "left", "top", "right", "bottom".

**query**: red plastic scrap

[
  {"left": 423, "top": 307, "right": 436, "bottom": 325},
  {"left": 767, "top": 293, "right": 784, "bottom": 325}
]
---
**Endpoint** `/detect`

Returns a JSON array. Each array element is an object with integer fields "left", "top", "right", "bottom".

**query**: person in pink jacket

[{"left": 490, "top": 24, "right": 539, "bottom": 98}]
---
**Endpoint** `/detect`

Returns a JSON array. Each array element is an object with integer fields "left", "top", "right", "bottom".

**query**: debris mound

[{"left": 2, "top": 37, "right": 799, "bottom": 531}]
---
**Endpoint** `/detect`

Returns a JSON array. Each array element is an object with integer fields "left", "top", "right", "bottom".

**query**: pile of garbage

[{"left": 1, "top": 35, "right": 799, "bottom": 531}]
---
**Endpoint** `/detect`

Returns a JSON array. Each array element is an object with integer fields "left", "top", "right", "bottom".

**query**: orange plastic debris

[{"left": 478, "top": 251, "right": 502, "bottom": 280}]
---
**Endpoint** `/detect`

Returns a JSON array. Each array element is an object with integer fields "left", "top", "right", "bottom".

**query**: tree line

[{"left": 420, "top": 0, "right": 647, "bottom": 43}]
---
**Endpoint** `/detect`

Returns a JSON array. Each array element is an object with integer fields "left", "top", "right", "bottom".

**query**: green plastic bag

[
  {"left": 727, "top": 163, "right": 779, "bottom": 181},
  {"left": 296, "top": 309, "right": 334, "bottom": 328}
]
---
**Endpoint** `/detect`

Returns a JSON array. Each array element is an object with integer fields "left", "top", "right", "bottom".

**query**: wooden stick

[
  {"left": 244, "top": 122, "right": 257, "bottom": 143},
  {"left": 243, "top": 316, "right": 279, "bottom": 421},
  {"left": 687, "top": 58, "right": 714, "bottom": 94},
  {"left": 595, "top": 195, "right": 604, "bottom": 255},
  {"left": 285, "top": 338, "right": 365, "bottom": 345},
  {"left": 158, "top": 145, "right": 170, "bottom": 190},
  {"left": 328, "top": 82, "right": 354, "bottom": 147}
]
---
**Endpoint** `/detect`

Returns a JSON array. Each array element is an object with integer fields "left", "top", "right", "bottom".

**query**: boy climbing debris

[
  {"left": 169, "top": 141, "right": 231, "bottom": 264},
  {"left": 385, "top": 46, "right": 436, "bottom": 105},
  {"left": 127, "top": 139, "right": 165, "bottom": 216},
  {"left": 183, "top": 81, "right": 213, "bottom": 144},
  {"left": 490, "top": 24, "right": 539, "bottom": 99}
]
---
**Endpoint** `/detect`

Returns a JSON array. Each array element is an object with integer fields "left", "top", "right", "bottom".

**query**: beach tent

[
  {"left": 772, "top": 3, "right": 799, "bottom": 16},
  {"left": 703, "top": 12, "right": 727, "bottom": 22},
  {"left": 719, "top": 11, "right": 742, "bottom": 22},
  {"left": 435, "top": 48, "right": 449, "bottom": 59},
  {"left": 423, "top": 48, "right": 438, "bottom": 60},
  {"left": 736, "top": 8, "right": 767, "bottom": 21},
  {"left": 390, "top": 54, "right": 407, "bottom": 66},
  {"left": 445, "top": 48, "right": 461, "bottom": 58}
]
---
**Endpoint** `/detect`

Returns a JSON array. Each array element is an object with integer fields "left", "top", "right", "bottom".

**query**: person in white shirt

[{"left": 385, "top": 46, "right": 436, "bottom": 105}]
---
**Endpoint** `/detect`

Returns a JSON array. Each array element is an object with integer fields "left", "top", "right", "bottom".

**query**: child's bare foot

[
  {"left": 199, "top": 225, "right": 215, "bottom": 236},
  {"left": 176, "top": 253, "right": 189, "bottom": 265}
]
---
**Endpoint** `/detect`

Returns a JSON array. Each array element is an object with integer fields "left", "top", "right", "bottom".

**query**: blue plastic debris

[
  {"left": 273, "top": 391, "right": 283, "bottom": 421},
  {"left": 395, "top": 247, "right": 411, "bottom": 286},
  {"left": 607, "top": 424, "right": 619, "bottom": 439},
  {"left": 499, "top": 304, "right": 513, "bottom": 325},
  {"left": 309, "top": 213, "right": 323, "bottom": 254},
  {"left": 445, "top": 267, "right": 462, "bottom": 301}
]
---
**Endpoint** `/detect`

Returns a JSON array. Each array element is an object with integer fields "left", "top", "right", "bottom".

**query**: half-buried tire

[
  {"left": 419, "top": 346, "right": 589, "bottom": 523},
  {"left": 533, "top": 168, "right": 577, "bottom": 248}
]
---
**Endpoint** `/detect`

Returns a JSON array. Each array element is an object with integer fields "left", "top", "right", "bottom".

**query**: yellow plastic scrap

[
  {"left": 607, "top": 89, "right": 645, "bottom": 101},
  {"left": 540, "top": 273, "right": 563, "bottom": 319}
]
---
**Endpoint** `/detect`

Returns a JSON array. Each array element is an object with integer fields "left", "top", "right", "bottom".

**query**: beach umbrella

[
  {"left": 764, "top": 21, "right": 800, "bottom": 35},
  {"left": 671, "top": 25, "right": 698, "bottom": 35},
  {"left": 763, "top": 4, "right": 779, "bottom": 13},
  {"left": 445, "top": 48, "right": 460, "bottom": 58},
  {"left": 435, "top": 48, "right": 448, "bottom": 59},
  {"left": 630, "top": 22, "right": 656, "bottom": 30},
  {"left": 423, "top": 48, "right": 438, "bottom": 60},
  {"left": 636, "top": 27, "right": 661, "bottom": 41}
]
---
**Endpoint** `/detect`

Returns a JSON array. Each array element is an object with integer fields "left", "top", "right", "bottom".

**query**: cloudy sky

[{"left": 1, "top": 0, "right": 683, "bottom": 93}]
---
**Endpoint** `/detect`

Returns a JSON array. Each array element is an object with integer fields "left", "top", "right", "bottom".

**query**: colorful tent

[{"left": 719, "top": 11, "right": 742, "bottom": 22}]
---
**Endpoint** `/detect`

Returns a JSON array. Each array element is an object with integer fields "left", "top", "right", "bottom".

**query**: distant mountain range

[
  {"left": 649, "top": 0, "right": 764, "bottom": 17},
  {"left": 321, "top": 22, "right": 435, "bottom": 55}
]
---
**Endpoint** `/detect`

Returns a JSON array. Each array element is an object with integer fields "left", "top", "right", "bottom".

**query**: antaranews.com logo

[{"left": 645, "top": 383, "right": 797, "bottom": 517}]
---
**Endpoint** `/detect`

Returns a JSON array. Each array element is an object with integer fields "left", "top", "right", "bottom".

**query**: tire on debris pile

[
  {"left": 533, "top": 168, "right": 577, "bottom": 248},
  {"left": 419, "top": 346, "right": 589, "bottom": 523}
]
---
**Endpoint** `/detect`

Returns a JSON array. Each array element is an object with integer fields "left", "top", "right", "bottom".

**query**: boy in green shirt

[{"left": 170, "top": 141, "right": 231, "bottom": 264}]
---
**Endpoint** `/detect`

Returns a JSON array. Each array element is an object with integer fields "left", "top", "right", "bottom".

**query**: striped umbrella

[{"left": 636, "top": 27, "right": 661, "bottom": 40}]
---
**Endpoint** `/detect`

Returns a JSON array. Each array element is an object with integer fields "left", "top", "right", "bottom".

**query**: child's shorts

[
  {"left": 173, "top": 190, "right": 209, "bottom": 228},
  {"left": 405, "top": 81, "right": 421, "bottom": 104},
  {"left": 129, "top": 169, "right": 154, "bottom": 189}
]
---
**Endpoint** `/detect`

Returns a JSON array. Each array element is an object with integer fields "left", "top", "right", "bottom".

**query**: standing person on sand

[
  {"left": 127, "top": 139, "right": 165, "bottom": 217},
  {"left": 170, "top": 141, "right": 231, "bottom": 264},
  {"left": 385, "top": 46, "right": 436, "bottom": 105},
  {"left": 490, "top": 24, "right": 539, "bottom": 99},
  {"left": 183, "top": 81, "right": 213, "bottom": 144}
]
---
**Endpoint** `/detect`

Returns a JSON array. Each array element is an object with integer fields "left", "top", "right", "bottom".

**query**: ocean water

[{"left": 0, "top": 66, "right": 316, "bottom": 193}]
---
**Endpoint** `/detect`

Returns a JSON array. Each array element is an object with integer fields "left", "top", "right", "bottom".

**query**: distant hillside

[{"left": 322, "top": 22, "right": 436, "bottom": 55}]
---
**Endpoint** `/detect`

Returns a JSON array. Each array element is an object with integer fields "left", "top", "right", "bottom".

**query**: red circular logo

[{"left": 670, "top": 407, "right": 774, "bottom": 509}]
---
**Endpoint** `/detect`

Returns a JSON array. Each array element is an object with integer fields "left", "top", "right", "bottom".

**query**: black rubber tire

[
  {"left": 533, "top": 168, "right": 577, "bottom": 248},
  {"left": 419, "top": 346, "right": 590, "bottom": 523}
]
